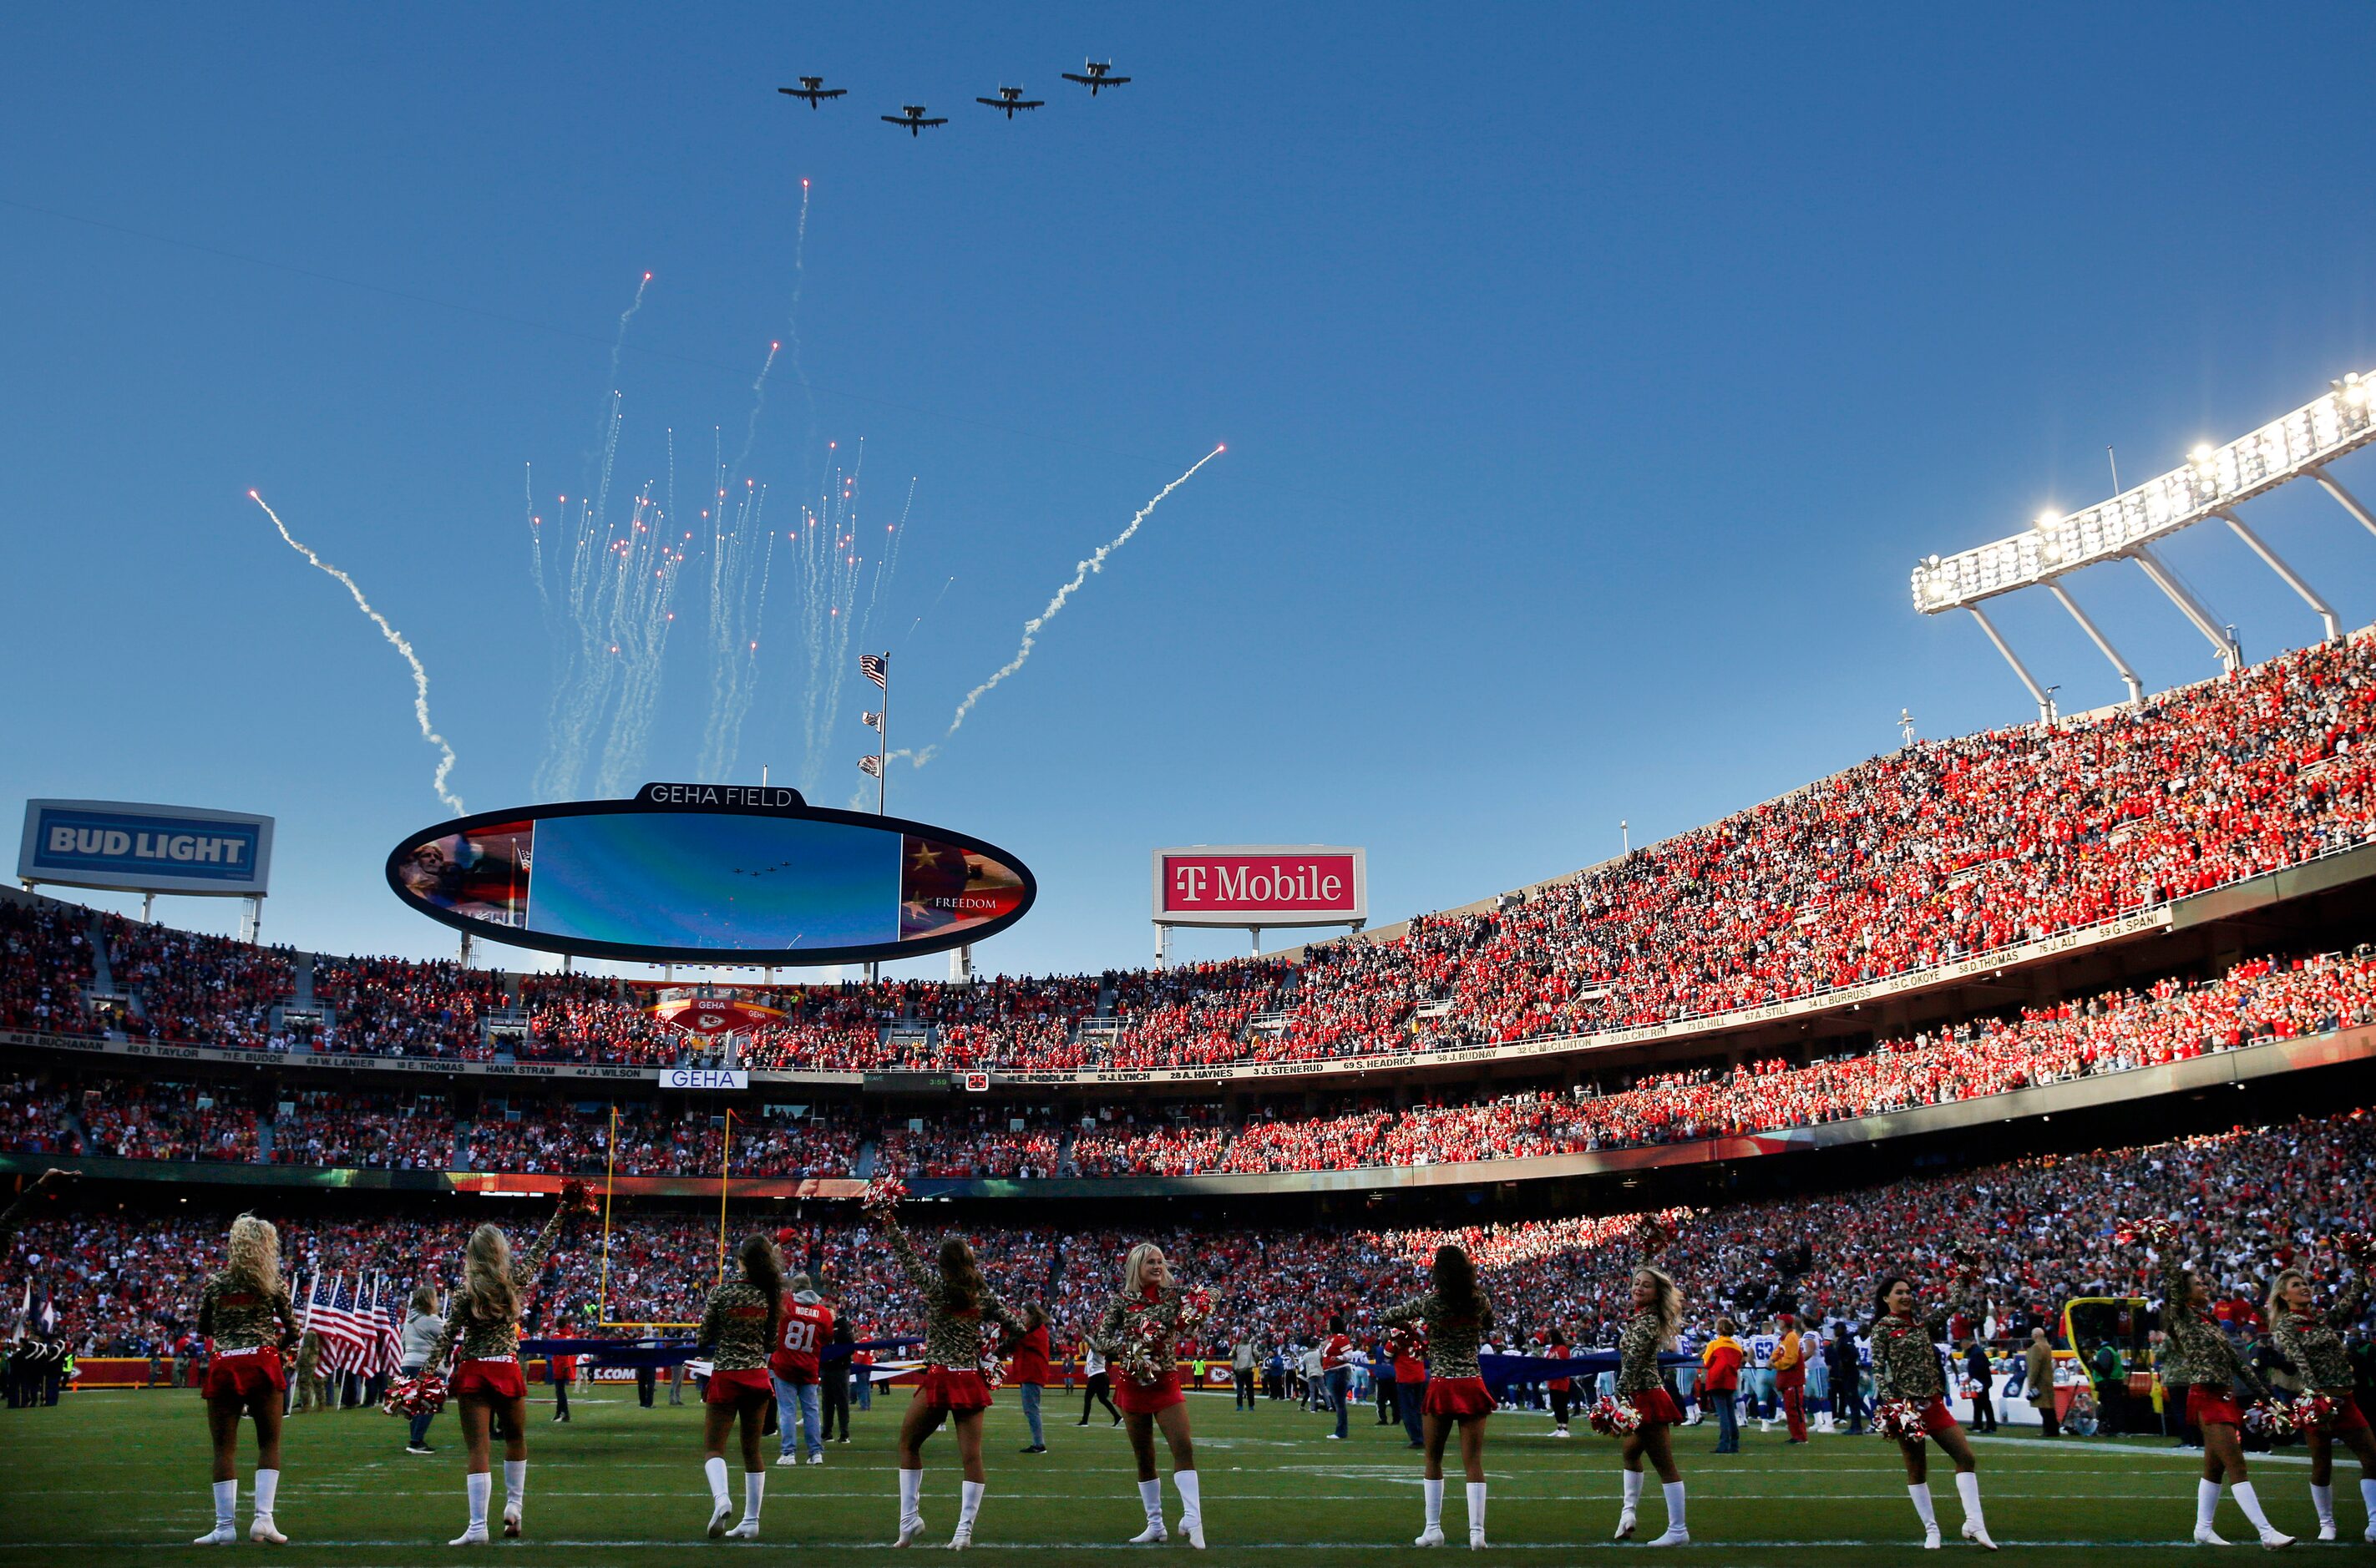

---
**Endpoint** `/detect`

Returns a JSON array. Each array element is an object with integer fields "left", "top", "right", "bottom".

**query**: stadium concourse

[{"left": 4, "top": 627, "right": 2376, "bottom": 1560}]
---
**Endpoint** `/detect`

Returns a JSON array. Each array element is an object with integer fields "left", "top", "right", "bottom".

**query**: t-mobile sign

[{"left": 1153, "top": 846, "right": 1367, "bottom": 928}]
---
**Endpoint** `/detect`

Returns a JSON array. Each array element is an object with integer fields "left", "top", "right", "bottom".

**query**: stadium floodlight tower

[{"left": 1912, "top": 370, "right": 2376, "bottom": 722}]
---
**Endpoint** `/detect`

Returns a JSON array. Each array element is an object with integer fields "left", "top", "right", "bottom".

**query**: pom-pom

[
  {"left": 1175, "top": 1288, "right": 1213, "bottom": 1335},
  {"left": 1632, "top": 1216, "right": 1674, "bottom": 1258},
  {"left": 2242, "top": 1399, "right": 2297, "bottom": 1439},
  {"left": 2115, "top": 1216, "right": 2176, "bottom": 1247},
  {"left": 1585, "top": 1394, "right": 1642, "bottom": 1436},
  {"left": 382, "top": 1371, "right": 448, "bottom": 1418},
  {"left": 978, "top": 1351, "right": 1005, "bottom": 1391},
  {"left": 559, "top": 1178, "right": 599, "bottom": 1215},
  {"left": 2292, "top": 1392, "right": 2338, "bottom": 1434},
  {"left": 1872, "top": 1399, "right": 1929, "bottom": 1443},
  {"left": 860, "top": 1173, "right": 909, "bottom": 1214}
]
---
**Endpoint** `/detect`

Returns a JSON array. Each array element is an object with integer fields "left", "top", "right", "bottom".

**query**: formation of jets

[{"left": 776, "top": 60, "right": 1128, "bottom": 138}]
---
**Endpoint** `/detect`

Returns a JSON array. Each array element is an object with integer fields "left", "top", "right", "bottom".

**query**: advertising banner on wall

[
  {"left": 1153, "top": 846, "right": 1366, "bottom": 928},
  {"left": 18, "top": 799, "right": 275, "bottom": 897}
]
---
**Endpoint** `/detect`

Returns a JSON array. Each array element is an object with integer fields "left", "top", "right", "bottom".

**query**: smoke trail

[
  {"left": 937, "top": 445, "right": 1224, "bottom": 746},
  {"left": 728, "top": 340, "right": 780, "bottom": 478},
  {"left": 786, "top": 180, "right": 818, "bottom": 441},
  {"left": 251, "top": 490, "right": 464, "bottom": 815},
  {"left": 907, "top": 574, "right": 957, "bottom": 643},
  {"left": 607, "top": 271, "right": 651, "bottom": 393}
]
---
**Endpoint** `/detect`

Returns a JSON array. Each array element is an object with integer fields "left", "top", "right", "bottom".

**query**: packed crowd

[
  {"left": 16, "top": 1106, "right": 2373, "bottom": 1372},
  {"left": 8, "top": 637, "right": 2370, "bottom": 1080},
  {"left": 3, "top": 943, "right": 2368, "bottom": 1179}
]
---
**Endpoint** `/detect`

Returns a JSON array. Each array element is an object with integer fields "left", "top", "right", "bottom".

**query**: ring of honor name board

[{"left": 385, "top": 783, "right": 1033, "bottom": 965}]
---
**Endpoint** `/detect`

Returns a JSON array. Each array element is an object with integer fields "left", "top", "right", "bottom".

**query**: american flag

[
  {"left": 312, "top": 1274, "right": 375, "bottom": 1375},
  {"left": 370, "top": 1277, "right": 405, "bottom": 1377},
  {"left": 860, "top": 652, "right": 887, "bottom": 689},
  {"left": 857, "top": 755, "right": 883, "bottom": 779}
]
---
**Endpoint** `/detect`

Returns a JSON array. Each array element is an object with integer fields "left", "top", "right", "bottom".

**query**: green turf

[{"left": 0, "top": 1388, "right": 2354, "bottom": 1565}]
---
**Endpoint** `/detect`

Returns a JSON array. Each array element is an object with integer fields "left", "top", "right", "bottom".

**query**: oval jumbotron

[{"left": 383, "top": 783, "right": 1035, "bottom": 965}]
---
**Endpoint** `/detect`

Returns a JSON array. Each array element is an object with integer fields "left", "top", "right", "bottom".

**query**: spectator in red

[
  {"left": 768, "top": 1269, "right": 833, "bottom": 1467},
  {"left": 1005, "top": 1303, "right": 1052, "bottom": 1454}
]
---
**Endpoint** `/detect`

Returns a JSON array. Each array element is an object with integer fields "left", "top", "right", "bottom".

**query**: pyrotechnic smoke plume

[{"left": 251, "top": 490, "right": 464, "bottom": 816}]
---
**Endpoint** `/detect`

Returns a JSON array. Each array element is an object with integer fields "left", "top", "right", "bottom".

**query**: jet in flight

[
  {"left": 975, "top": 85, "right": 1045, "bottom": 119},
  {"left": 778, "top": 77, "right": 846, "bottom": 109},
  {"left": 1061, "top": 60, "right": 1131, "bottom": 96},
  {"left": 882, "top": 104, "right": 950, "bottom": 137}
]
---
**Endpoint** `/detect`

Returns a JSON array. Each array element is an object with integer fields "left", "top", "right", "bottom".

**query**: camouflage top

[
  {"left": 886, "top": 1218, "right": 1019, "bottom": 1368},
  {"left": 2269, "top": 1281, "right": 2360, "bottom": 1392},
  {"left": 1616, "top": 1308, "right": 1672, "bottom": 1395},
  {"left": 197, "top": 1271, "right": 298, "bottom": 1354},
  {"left": 1870, "top": 1288, "right": 1982, "bottom": 1404},
  {"left": 698, "top": 1281, "right": 778, "bottom": 1373},
  {"left": 2155, "top": 1251, "right": 2270, "bottom": 1400},
  {"left": 434, "top": 1203, "right": 569, "bottom": 1363},
  {"left": 1381, "top": 1291, "right": 1493, "bottom": 1381}
]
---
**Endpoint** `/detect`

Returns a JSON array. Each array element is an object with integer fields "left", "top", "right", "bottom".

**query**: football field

[{"left": 0, "top": 1388, "right": 2349, "bottom": 1565}]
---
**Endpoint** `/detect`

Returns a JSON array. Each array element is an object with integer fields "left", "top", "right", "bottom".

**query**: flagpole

[
  {"left": 877, "top": 654, "right": 889, "bottom": 816},
  {"left": 716, "top": 1108, "right": 733, "bottom": 1285},
  {"left": 599, "top": 1104, "right": 619, "bottom": 1326}
]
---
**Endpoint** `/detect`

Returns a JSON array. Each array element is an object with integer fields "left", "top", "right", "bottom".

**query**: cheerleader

[
  {"left": 433, "top": 1192, "right": 578, "bottom": 1545},
  {"left": 1869, "top": 1274, "right": 1995, "bottom": 1551},
  {"left": 697, "top": 1235, "right": 785, "bottom": 1540},
  {"left": 2142, "top": 1232, "right": 2292, "bottom": 1548},
  {"left": 1381, "top": 1243, "right": 1496, "bottom": 1549},
  {"left": 193, "top": 1214, "right": 300, "bottom": 1545},
  {"left": 1611, "top": 1259, "right": 1690, "bottom": 1549},
  {"left": 2269, "top": 1250, "right": 2376, "bottom": 1543},
  {"left": 882, "top": 1211, "right": 1022, "bottom": 1549},
  {"left": 1090, "top": 1243, "right": 1207, "bottom": 1549}
]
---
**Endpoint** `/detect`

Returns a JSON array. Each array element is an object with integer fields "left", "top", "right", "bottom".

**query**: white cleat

[
  {"left": 1128, "top": 1519, "right": 1169, "bottom": 1545},
  {"left": 708, "top": 1500, "right": 737, "bottom": 1539},
  {"left": 502, "top": 1505, "right": 522, "bottom": 1540},
  {"left": 1923, "top": 1523, "right": 1942, "bottom": 1550},
  {"left": 193, "top": 1525, "right": 238, "bottom": 1546},
  {"left": 2256, "top": 1527, "right": 2295, "bottom": 1550},
  {"left": 726, "top": 1520, "right": 762, "bottom": 1540},
  {"left": 1647, "top": 1528, "right": 1690, "bottom": 1548},
  {"left": 1183, "top": 1519, "right": 1206, "bottom": 1550},
  {"left": 945, "top": 1527, "right": 972, "bottom": 1550},
  {"left": 775, "top": 1454, "right": 801, "bottom": 1468},
  {"left": 1962, "top": 1521, "right": 1998, "bottom": 1551},
  {"left": 807, "top": 1453, "right": 826, "bottom": 1465},
  {"left": 2193, "top": 1526, "right": 2232, "bottom": 1546},
  {"left": 1614, "top": 1509, "right": 1637, "bottom": 1540},
  {"left": 449, "top": 1524, "right": 489, "bottom": 1546},
  {"left": 894, "top": 1516, "right": 925, "bottom": 1548},
  {"left": 251, "top": 1516, "right": 288, "bottom": 1545}
]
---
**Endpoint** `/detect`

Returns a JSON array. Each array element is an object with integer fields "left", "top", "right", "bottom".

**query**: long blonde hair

[
  {"left": 2265, "top": 1267, "right": 2308, "bottom": 1323},
  {"left": 461, "top": 1222, "right": 519, "bottom": 1324},
  {"left": 1635, "top": 1266, "right": 1682, "bottom": 1349},
  {"left": 1122, "top": 1242, "right": 1166, "bottom": 1297},
  {"left": 226, "top": 1214, "right": 281, "bottom": 1297}
]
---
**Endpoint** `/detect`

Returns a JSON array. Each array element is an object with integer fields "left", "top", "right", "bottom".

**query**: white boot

[
  {"left": 895, "top": 1467, "right": 925, "bottom": 1547},
  {"left": 1175, "top": 1470, "right": 1206, "bottom": 1550},
  {"left": 1466, "top": 1481, "right": 1487, "bottom": 1550},
  {"left": 2310, "top": 1484, "right": 2333, "bottom": 1541},
  {"left": 1648, "top": 1480, "right": 1688, "bottom": 1546},
  {"left": 1909, "top": 1481, "right": 1939, "bottom": 1550},
  {"left": 949, "top": 1479, "right": 983, "bottom": 1549},
  {"left": 452, "top": 1472, "right": 491, "bottom": 1545},
  {"left": 2230, "top": 1481, "right": 2292, "bottom": 1550},
  {"left": 1416, "top": 1477, "right": 1446, "bottom": 1546},
  {"left": 501, "top": 1460, "right": 525, "bottom": 1540},
  {"left": 196, "top": 1480, "right": 238, "bottom": 1545},
  {"left": 1955, "top": 1472, "right": 1996, "bottom": 1550},
  {"left": 726, "top": 1469, "right": 766, "bottom": 1540},
  {"left": 1128, "top": 1478, "right": 1168, "bottom": 1544},
  {"left": 1615, "top": 1469, "right": 1640, "bottom": 1539}
]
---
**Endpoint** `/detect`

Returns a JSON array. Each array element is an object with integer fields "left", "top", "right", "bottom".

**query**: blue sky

[{"left": 6, "top": 3, "right": 2374, "bottom": 980}]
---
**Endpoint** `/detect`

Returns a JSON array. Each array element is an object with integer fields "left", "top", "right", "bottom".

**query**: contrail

[
  {"left": 251, "top": 489, "right": 465, "bottom": 816},
  {"left": 937, "top": 444, "right": 1223, "bottom": 746}
]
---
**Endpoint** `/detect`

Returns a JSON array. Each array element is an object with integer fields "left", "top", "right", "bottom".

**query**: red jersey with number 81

[{"left": 770, "top": 1297, "right": 835, "bottom": 1383}]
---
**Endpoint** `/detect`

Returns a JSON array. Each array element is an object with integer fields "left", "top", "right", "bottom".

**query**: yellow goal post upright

[{"left": 594, "top": 1100, "right": 704, "bottom": 1333}]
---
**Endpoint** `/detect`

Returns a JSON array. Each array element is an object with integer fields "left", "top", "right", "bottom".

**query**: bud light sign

[
  {"left": 1153, "top": 846, "right": 1366, "bottom": 928},
  {"left": 19, "top": 799, "right": 275, "bottom": 897}
]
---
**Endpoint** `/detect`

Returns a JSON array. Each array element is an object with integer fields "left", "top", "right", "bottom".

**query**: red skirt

[
  {"left": 1918, "top": 1396, "right": 1961, "bottom": 1435},
  {"left": 202, "top": 1345, "right": 286, "bottom": 1400},
  {"left": 2328, "top": 1394, "right": 2373, "bottom": 1434},
  {"left": 707, "top": 1367, "right": 773, "bottom": 1404},
  {"left": 914, "top": 1367, "right": 995, "bottom": 1413},
  {"left": 1425, "top": 1377, "right": 1497, "bottom": 1419},
  {"left": 1629, "top": 1387, "right": 1685, "bottom": 1426},
  {"left": 453, "top": 1356, "right": 529, "bottom": 1401},
  {"left": 2187, "top": 1386, "right": 2246, "bottom": 1429},
  {"left": 1116, "top": 1370, "right": 1184, "bottom": 1416}
]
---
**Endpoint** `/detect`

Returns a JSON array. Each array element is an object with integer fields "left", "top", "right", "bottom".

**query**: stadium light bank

[{"left": 1913, "top": 369, "right": 2376, "bottom": 724}]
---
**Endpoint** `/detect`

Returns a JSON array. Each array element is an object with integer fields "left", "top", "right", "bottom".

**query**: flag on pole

[
  {"left": 862, "top": 711, "right": 882, "bottom": 731},
  {"left": 857, "top": 755, "right": 883, "bottom": 778},
  {"left": 315, "top": 1274, "right": 374, "bottom": 1375},
  {"left": 860, "top": 653, "right": 887, "bottom": 688},
  {"left": 371, "top": 1277, "right": 404, "bottom": 1377}
]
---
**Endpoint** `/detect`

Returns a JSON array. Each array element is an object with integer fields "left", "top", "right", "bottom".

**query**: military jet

[
  {"left": 778, "top": 77, "right": 846, "bottom": 109},
  {"left": 975, "top": 85, "right": 1045, "bottom": 119},
  {"left": 1061, "top": 60, "right": 1130, "bottom": 96},
  {"left": 882, "top": 104, "right": 950, "bottom": 137}
]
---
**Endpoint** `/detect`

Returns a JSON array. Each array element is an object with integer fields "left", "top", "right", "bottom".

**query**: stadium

[{"left": 9, "top": 11, "right": 2376, "bottom": 1568}]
